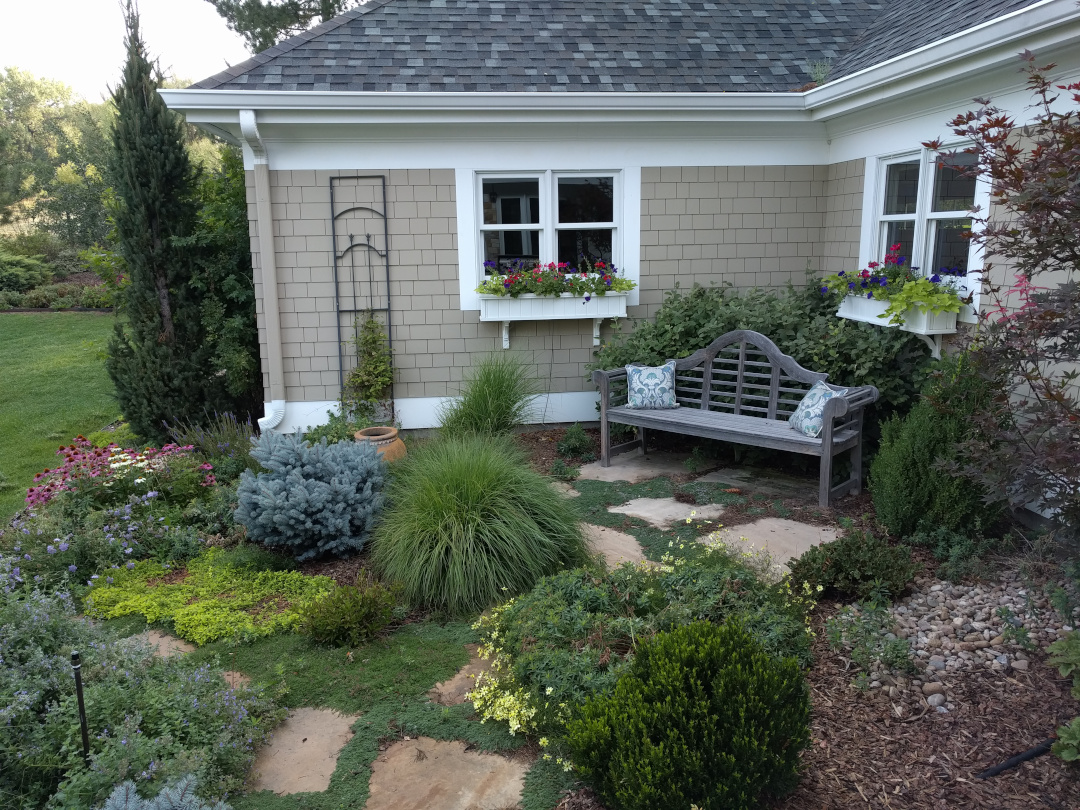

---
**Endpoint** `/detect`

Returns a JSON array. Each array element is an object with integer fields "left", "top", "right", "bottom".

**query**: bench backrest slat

[{"left": 670, "top": 329, "right": 828, "bottom": 420}]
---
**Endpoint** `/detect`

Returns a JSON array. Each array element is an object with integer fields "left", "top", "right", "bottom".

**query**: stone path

[
  {"left": 583, "top": 523, "right": 647, "bottom": 568},
  {"left": 697, "top": 466, "right": 818, "bottom": 501},
  {"left": 608, "top": 496, "right": 724, "bottom": 528},
  {"left": 577, "top": 449, "right": 710, "bottom": 483},
  {"left": 140, "top": 628, "right": 195, "bottom": 657},
  {"left": 428, "top": 644, "right": 491, "bottom": 706},
  {"left": 250, "top": 708, "right": 360, "bottom": 795},
  {"left": 706, "top": 517, "right": 837, "bottom": 567},
  {"left": 365, "top": 737, "right": 527, "bottom": 810}
]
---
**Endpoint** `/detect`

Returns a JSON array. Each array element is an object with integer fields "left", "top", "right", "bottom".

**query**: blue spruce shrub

[
  {"left": 235, "top": 431, "right": 385, "bottom": 561},
  {"left": 99, "top": 776, "right": 229, "bottom": 810}
]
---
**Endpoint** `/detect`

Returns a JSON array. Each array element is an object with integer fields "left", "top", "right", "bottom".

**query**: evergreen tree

[
  {"left": 106, "top": 4, "right": 231, "bottom": 443},
  {"left": 206, "top": 0, "right": 360, "bottom": 53}
]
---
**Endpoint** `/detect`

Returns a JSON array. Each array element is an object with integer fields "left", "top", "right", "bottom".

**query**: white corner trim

[
  {"left": 258, "top": 399, "right": 287, "bottom": 432},
  {"left": 623, "top": 166, "right": 641, "bottom": 307},
  {"left": 456, "top": 168, "right": 479, "bottom": 311}
]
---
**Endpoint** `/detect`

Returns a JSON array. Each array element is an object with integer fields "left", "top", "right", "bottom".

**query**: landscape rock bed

[{"left": 856, "top": 572, "right": 1079, "bottom": 709}]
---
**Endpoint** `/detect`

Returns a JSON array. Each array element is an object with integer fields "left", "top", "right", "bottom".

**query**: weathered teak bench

[{"left": 591, "top": 329, "right": 880, "bottom": 507}]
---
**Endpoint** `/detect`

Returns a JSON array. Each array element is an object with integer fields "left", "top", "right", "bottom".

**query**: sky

[{"left": 2, "top": 0, "right": 252, "bottom": 101}]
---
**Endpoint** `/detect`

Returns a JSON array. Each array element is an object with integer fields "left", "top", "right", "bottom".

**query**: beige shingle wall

[{"left": 248, "top": 161, "right": 865, "bottom": 404}]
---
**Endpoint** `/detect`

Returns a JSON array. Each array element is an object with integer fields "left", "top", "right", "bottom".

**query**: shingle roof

[
  {"left": 192, "top": 0, "right": 1042, "bottom": 94},
  {"left": 830, "top": 0, "right": 1042, "bottom": 81}
]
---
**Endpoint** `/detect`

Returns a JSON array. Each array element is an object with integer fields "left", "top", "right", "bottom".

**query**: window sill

[{"left": 478, "top": 292, "right": 628, "bottom": 349}]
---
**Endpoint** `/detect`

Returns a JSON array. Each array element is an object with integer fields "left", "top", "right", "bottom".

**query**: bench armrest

[
  {"left": 592, "top": 367, "right": 628, "bottom": 407},
  {"left": 837, "top": 384, "right": 880, "bottom": 413}
]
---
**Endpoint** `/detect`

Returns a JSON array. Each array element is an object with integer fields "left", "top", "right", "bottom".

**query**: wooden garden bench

[{"left": 591, "top": 329, "right": 879, "bottom": 507}]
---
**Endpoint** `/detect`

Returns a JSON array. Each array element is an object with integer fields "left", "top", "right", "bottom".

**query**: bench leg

[
  {"left": 850, "top": 435, "right": 863, "bottom": 496},
  {"left": 600, "top": 414, "right": 611, "bottom": 467},
  {"left": 818, "top": 451, "right": 833, "bottom": 508},
  {"left": 639, "top": 426, "right": 648, "bottom": 457}
]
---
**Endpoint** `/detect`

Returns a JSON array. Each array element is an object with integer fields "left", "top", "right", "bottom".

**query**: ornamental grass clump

[
  {"left": 437, "top": 353, "right": 540, "bottom": 436},
  {"left": 235, "top": 431, "right": 385, "bottom": 561},
  {"left": 567, "top": 621, "right": 810, "bottom": 810},
  {"left": 372, "top": 434, "right": 588, "bottom": 614}
]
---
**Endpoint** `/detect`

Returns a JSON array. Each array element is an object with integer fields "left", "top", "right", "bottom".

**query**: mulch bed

[
  {"left": 556, "top": 606, "right": 1080, "bottom": 810},
  {"left": 298, "top": 552, "right": 372, "bottom": 586}
]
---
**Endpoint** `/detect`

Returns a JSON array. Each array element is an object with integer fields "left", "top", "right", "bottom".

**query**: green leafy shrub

[
  {"left": 0, "top": 281, "right": 115, "bottom": 310},
  {"left": 556, "top": 423, "right": 594, "bottom": 459},
  {"left": 788, "top": 526, "right": 916, "bottom": 601},
  {"left": 0, "top": 244, "right": 53, "bottom": 291},
  {"left": 342, "top": 312, "right": 393, "bottom": 418},
  {"left": 87, "top": 423, "right": 140, "bottom": 450},
  {"left": 99, "top": 776, "right": 229, "bottom": 810},
  {"left": 590, "top": 282, "right": 933, "bottom": 416},
  {"left": 236, "top": 431, "right": 386, "bottom": 561},
  {"left": 906, "top": 525, "right": 1002, "bottom": 581},
  {"left": 468, "top": 543, "right": 815, "bottom": 735},
  {"left": 303, "top": 409, "right": 373, "bottom": 446},
  {"left": 167, "top": 413, "right": 259, "bottom": 482},
  {"left": 372, "top": 434, "right": 588, "bottom": 614},
  {"left": 301, "top": 570, "right": 402, "bottom": 647},
  {"left": 1049, "top": 631, "right": 1080, "bottom": 761},
  {"left": 869, "top": 353, "right": 1004, "bottom": 538},
  {"left": 566, "top": 621, "right": 810, "bottom": 810},
  {"left": 0, "top": 566, "right": 282, "bottom": 810},
  {"left": 548, "top": 458, "right": 580, "bottom": 481},
  {"left": 84, "top": 547, "right": 333, "bottom": 645},
  {"left": 438, "top": 353, "right": 539, "bottom": 436}
]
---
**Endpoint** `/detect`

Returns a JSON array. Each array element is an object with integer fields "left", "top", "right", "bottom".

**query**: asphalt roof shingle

[{"left": 191, "top": 0, "right": 1043, "bottom": 94}]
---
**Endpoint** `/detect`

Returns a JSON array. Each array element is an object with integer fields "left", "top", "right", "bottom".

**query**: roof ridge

[{"left": 190, "top": 0, "right": 397, "bottom": 90}]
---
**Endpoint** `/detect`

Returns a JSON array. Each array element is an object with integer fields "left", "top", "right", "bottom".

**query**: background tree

[
  {"left": 206, "top": 0, "right": 360, "bottom": 53},
  {"left": 106, "top": 4, "right": 243, "bottom": 443}
]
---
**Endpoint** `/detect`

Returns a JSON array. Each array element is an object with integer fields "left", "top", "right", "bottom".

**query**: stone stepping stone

[
  {"left": 697, "top": 467, "right": 817, "bottom": 501},
  {"left": 133, "top": 629, "right": 195, "bottom": 657},
  {"left": 705, "top": 517, "right": 837, "bottom": 567},
  {"left": 608, "top": 497, "right": 724, "bottom": 529},
  {"left": 223, "top": 671, "right": 251, "bottom": 688},
  {"left": 365, "top": 737, "right": 526, "bottom": 810},
  {"left": 550, "top": 480, "right": 580, "bottom": 497},
  {"left": 583, "top": 523, "right": 646, "bottom": 568},
  {"left": 577, "top": 450, "right": 713, "bottom": 483},
  {"left": 250, "top": 708, "right": 359, "bottom": 795},
  {"left": 427, "top": 644, "right": 492, "bottom": 706}
]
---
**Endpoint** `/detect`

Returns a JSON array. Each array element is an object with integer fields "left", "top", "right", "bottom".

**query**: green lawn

[{"left": 0, "top": 312, "right": 118, "bottom": 520}]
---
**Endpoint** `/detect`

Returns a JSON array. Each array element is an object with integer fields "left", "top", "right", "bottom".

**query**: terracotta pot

[{"left": 355, "top": 426, "right": 407, "bottom": 463}]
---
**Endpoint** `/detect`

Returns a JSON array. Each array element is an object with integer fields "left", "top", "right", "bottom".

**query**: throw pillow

[
  {"left": 625, "top": 361, "right": 678, "bottom": 409},
  {"left": 788, "top": 381, "right": 847, "bottom": 438}
]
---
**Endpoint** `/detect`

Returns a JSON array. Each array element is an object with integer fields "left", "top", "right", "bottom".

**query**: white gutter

[
  {"left": 160, "top": 0, "right": 1080, "bottom": 128},
  {"left": 238, "top": 109, "right": 287, "bottom": 433}
]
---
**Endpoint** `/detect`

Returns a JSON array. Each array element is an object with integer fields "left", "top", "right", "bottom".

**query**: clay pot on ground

[{"left": 355, "top": 426, "right": 407, "bottom": 462}]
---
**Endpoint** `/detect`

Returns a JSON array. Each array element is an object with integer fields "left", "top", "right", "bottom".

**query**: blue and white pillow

[
  {"left": 788, "top": 381, "right": 847, "bottom": 437},
  {"left": 626, "top": 361, "right": 678, "bottom": 410}
]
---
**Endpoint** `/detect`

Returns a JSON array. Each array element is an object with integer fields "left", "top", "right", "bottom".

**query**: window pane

[
  {"left": 929, "top": 218, "right": 972, "bottom": 275},
  {"left": 482, "top": 179, "right": 540, "bottom": 225},
  {"left": 557, "top": 229, "right": 613, "bottom": 267},
  {"left": 932, "top": 153, "right": 976, "bottom": 213},
  {"left": 483, "top": 230, "right": 541, "bottom": 271},
  {"left": 883, "top": 161, "right": 920, "bottom": 215},
  {"left": 558, "top": 177, "right": 614, "bottom": 224},
  {"left": 884, "top": 221, "right": 916, "bottom": 270}
]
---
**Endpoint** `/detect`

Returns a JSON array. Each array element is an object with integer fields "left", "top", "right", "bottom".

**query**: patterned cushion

[
  {"left": 625, "top": 361, "right": 678, "bottom": 409},
  {"left": 788, "top": 381, "right": 847, "bottom": 438}
]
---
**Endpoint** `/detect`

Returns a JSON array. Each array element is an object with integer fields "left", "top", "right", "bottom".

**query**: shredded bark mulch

[{"left": 298, "top": 552, "right": 372, "bottom": 586}]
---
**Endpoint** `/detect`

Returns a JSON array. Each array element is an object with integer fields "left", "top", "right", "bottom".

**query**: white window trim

[
  {"left": 457, "top": 167, "right": 641, "bottom": 311},
  {"left": 859, "top": 145, "right": 990, "bottom": 323}
]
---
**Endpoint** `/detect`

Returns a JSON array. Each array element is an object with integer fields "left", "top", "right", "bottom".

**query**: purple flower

[
  {"left": 820, "top": 286, "right": 828, "bottom": 295},
  {"left": 23, "top": 554, "right": 30, "bottom": 561},
  {"left": 68, "top": 565, "right": 77, "bottom": 573},
  {"left": 59, "top": 542, "right": 69, "bottom": 552},
  {"left": 867, "top": 292, "right": 874, "bottom": 299},
  {"left": 46, "top": 545, "right": 56, "bottom": 554},
  {"left": 848, "top": 282, "right": 856, "bottom": 290},
  {"left": 126, "top": 562, "right": 135, "bottom": 570},
  {"left": 930, "top": 274, "right": 942, "bottom": 283}
]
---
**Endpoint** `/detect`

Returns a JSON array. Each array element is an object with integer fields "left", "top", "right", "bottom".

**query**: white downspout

[{"left": 239, "top": 109, "right": 286, "bottom": 432}]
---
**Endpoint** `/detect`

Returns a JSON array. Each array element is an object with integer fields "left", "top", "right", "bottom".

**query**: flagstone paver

[
  {"left": 250, "top": 708, "right": 359, "bottom": 795},
  {"left": 365, "top": 737, "right": 527, "bottom": 810},
  {"left": 577, "top": 450, "right": 712, "bottom": 483},
  {"left": 583, "top": 523, "right": 647, "bottom": 568},
  {"left": 608, "top": 496, "right": 725, "bottom": 529},
  {"left": 705, "top": 517, "right": 837, "bottom": 567},
  {"left": 428, "top": 644, "right": 492, "bottom": 706}
]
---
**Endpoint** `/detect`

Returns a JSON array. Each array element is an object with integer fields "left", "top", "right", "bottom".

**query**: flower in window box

[{"left": 476, "top": 258, "right": 636, "bottom": 298}]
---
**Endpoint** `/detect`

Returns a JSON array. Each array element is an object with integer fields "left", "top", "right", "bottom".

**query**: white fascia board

[
  {"left": 806, "top": 0, "right": 1080, "bottom": 121},
  {"left": 160, "top": 89, "right": 810, "bottom": 127}
]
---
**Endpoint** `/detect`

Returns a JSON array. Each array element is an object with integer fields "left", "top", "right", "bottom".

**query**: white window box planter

[
  {"left": 479, "top": 292, "right": 628, "bottom": 348},
  {"left": 836, "top": 295, "right": 957, "bottom": 358}
]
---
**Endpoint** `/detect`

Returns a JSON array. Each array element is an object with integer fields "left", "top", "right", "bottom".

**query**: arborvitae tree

[
  {"left": 206, "top": 0, "right": 360, "bottom": 53},
  {"left": 106, "top": 5, "right": 230, "bottom": 443}
]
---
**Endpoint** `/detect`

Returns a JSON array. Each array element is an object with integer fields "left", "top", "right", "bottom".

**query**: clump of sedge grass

[
  {"left": 372, "top": 434, "right": 588, "bottom": 614},
  {"left": 438, "top": 353, "right": 539, "bottom": 436}
]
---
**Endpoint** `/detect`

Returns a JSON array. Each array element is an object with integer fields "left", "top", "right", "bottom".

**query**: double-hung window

[
  {"left": 478, "top": 172, "right": 618, "bottom": 272},
  {"left": 870, "top": 147, "right": 986, "bottom": 318}
]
